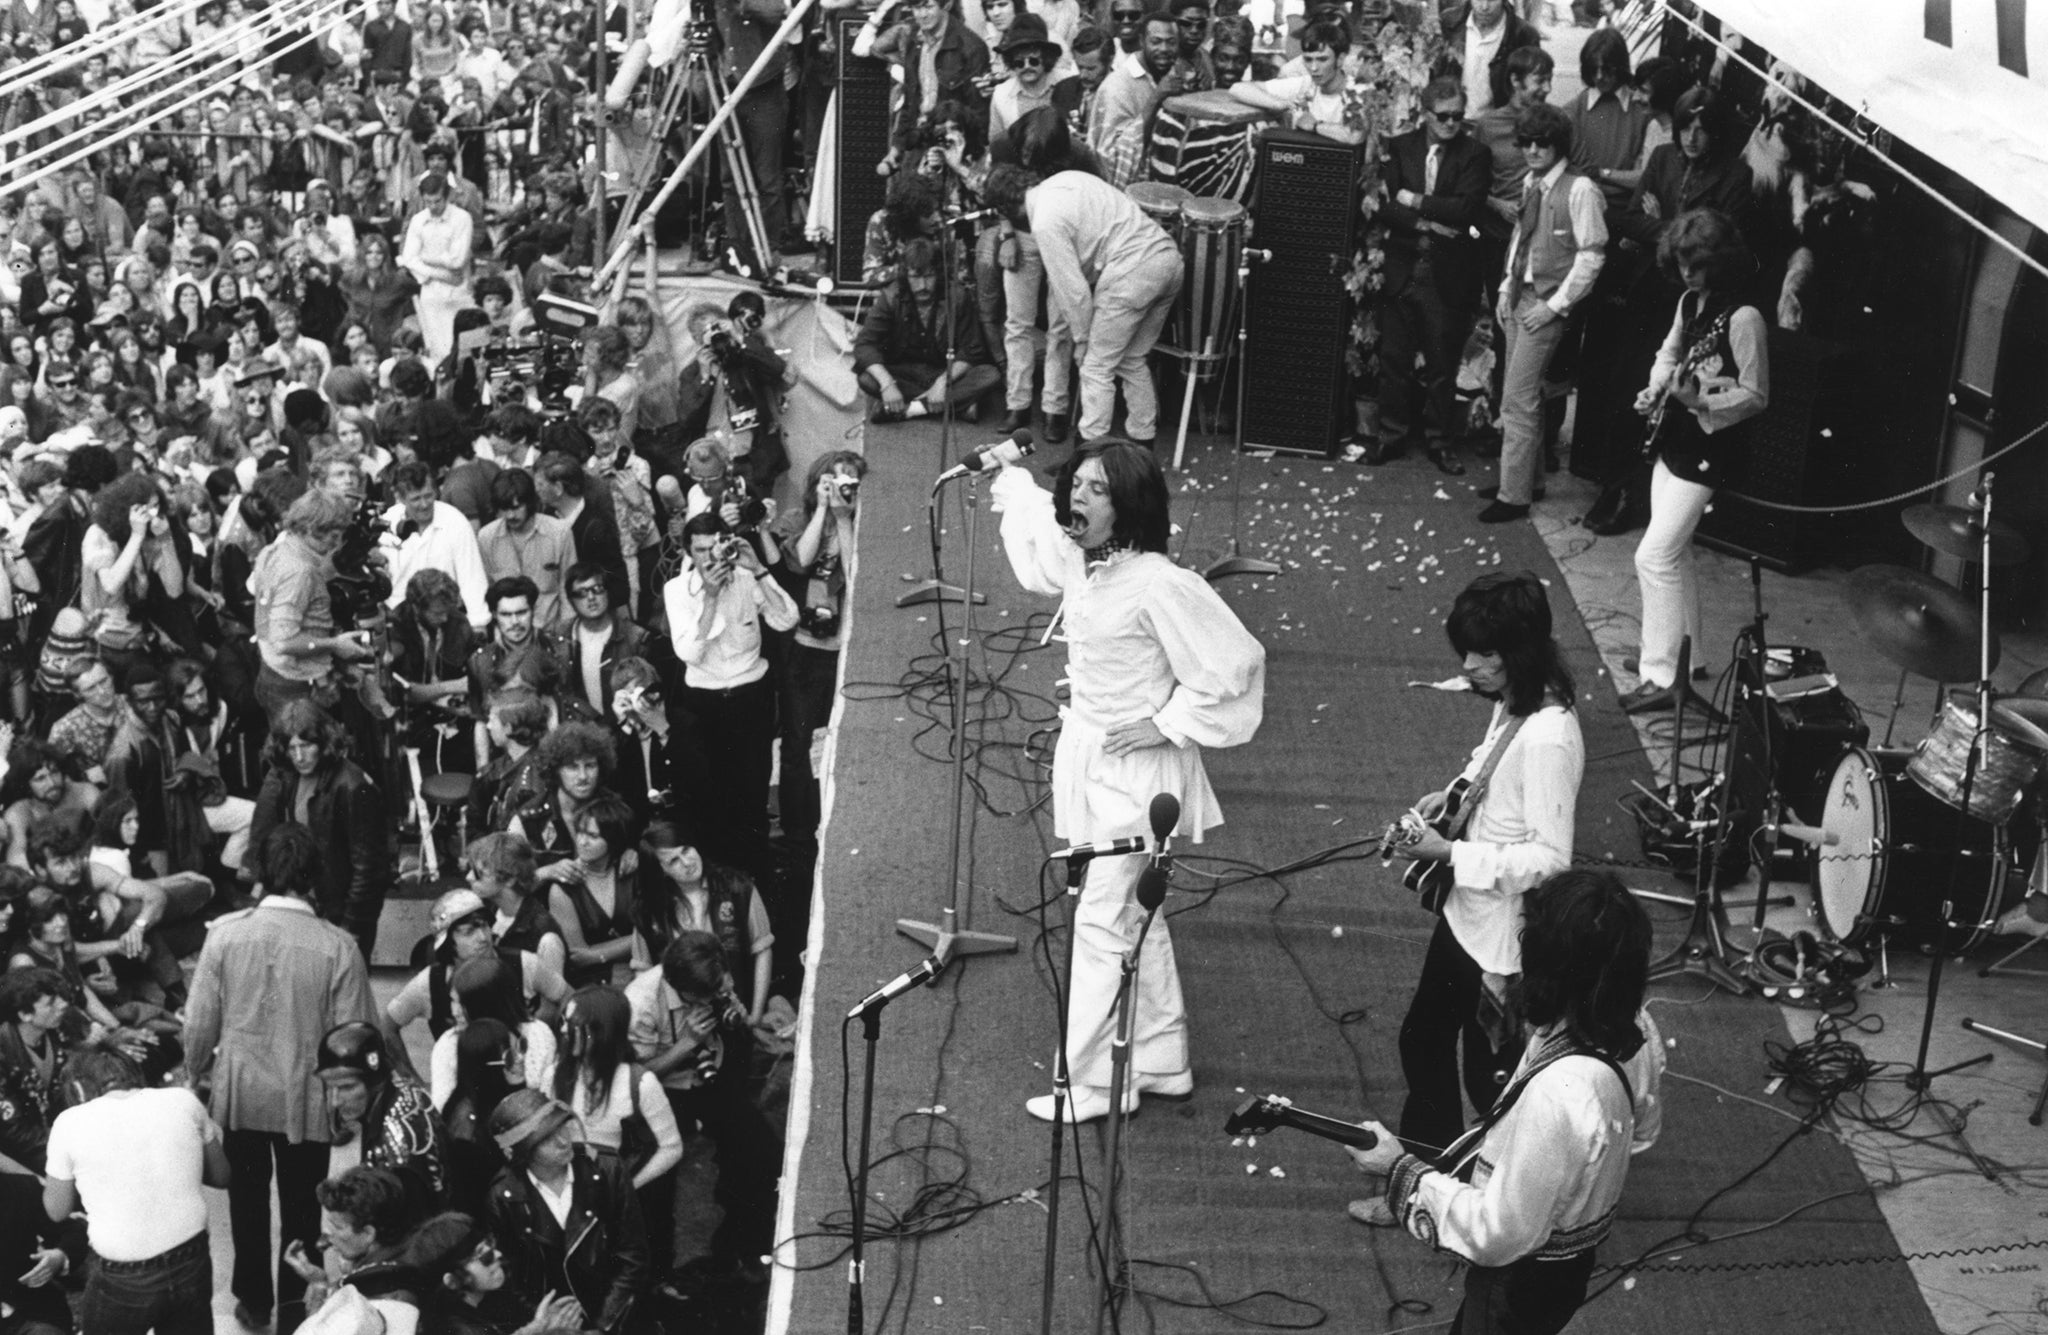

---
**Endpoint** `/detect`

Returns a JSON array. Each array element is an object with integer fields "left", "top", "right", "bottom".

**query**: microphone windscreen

[
  {"left": 1136, "top": 865, "right": 1167, "bottom": 913},
  {"left": 1148, "top": 792, "right": 1181, "bottom": 843}
]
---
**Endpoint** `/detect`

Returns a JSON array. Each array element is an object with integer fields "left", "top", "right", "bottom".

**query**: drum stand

[
  {"left": 1649, "top": 634, "right": 1753, "bottom": 995},
  {"left": 1202, "top": 250, "right": 1281, "bottom": 583},
  {"left": 1903, "top": 474, "right": 2000, "bottom": 1180}
]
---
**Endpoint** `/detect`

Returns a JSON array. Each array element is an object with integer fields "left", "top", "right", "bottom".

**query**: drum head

[
  {"left": 1179, "top": 197, "right": 1247, "bottom": 228},
  {"left": 1818, "top": 749, "right": 1884, "bottom": 942},
  {"left": 1126, "top": 182, "right": 1192, "bottom": 217}
]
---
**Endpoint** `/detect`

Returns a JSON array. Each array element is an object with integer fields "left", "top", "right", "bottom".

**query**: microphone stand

[
  {"left": 1093, "top": 898, "right": 1158, "bottom": 1335},
  {"left": 898, "top": 209, "right": 982, "bottom": 607},
  {"left": 895, "top": 464, "right": 1017, "bottom": 964},
  {"left": 845, "top": 1006, "right": 882, "bottom": 1335},
  {"left": 1204, "top": 248, "right": 1280, "bottom": 583}
]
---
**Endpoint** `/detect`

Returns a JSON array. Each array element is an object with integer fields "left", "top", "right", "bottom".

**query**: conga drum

[
  {"left": 1150, "top": 88, "right": 1274, "bottom": 202},
  {"left": 1172, "top": 196, "right": 1247, "bottom": 378},
  {"left": 1126, "top": 181, "right": 1192, "bottom": 244}
]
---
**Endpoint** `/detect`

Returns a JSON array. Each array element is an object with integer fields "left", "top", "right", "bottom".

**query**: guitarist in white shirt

[{"left": 1371, "top": 572, "right": 1583, "bottom": 1207}]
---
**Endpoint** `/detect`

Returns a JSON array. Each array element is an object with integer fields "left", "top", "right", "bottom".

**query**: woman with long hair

[
  {"left": 1373, "top": 570, "right": 1583, "bottom": 1200},
  {"left": 391, "top": 566, "right": 478, "bottom": 777},
  {"left": 631, "top": 820, "right": 773, "bottom": 1025},
  {"left": 246, "top": 699, "right": 390, "bottom": 959},
  {"left": 1620, "top": 208, "right": 1768, "bottom": 712},
  {"left": 437, "top": 1019, "right": 527, "bottom": 1219},
  {"left": 535, "top": 794, "right": 638, "bottom": 989},
  {"left": 429, "top": 953, "right": 556, "bottom": 1111},
  {"left": 78, "top": 472, "right": 185, "bottom": 674},
  {"left": 341, "top": 232, "right": 415, "bottom": 352},
  {"left": 550, "top": 986, "right": 682, "bottom": 1265}
]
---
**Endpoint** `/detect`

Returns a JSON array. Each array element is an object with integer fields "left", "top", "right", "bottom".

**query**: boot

[{"left": 1582, "top": 481, "right": 1626, "bottom": 531}]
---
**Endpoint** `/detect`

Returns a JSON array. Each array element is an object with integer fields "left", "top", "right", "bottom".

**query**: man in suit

[
  {"left": 1437, "top": 0, "right": 1543, "bottom": 114},
  {"left": 1373, "top": 78, "right": 1493, "bottom": 475},
  {"left": 183, "top": 825, "right": 377, "bottom": 1334}
]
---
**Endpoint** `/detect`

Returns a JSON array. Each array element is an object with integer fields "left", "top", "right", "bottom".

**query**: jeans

[
  {"left": 1633, "top": 459, "right": 1715, "bottom": 688},
  {"left": 1451, "top": 1248, "right": 1596, "bottom": 1335},
  {"left": 1397, "top": 915, "right": 1519, "bottom": 1160},
  {"left": 726, "top": 82, "right": 787, "bottom": 265},
  {"left": 224, "top": 1130, "right": 329, "bottom": 1330},
  {"left": 1075, "top": 250, "right": 1182, "bottom": 443},
  {"left": 1495, "top": 293, "right": 1575, "bottom": 505},
  {"left": 80, "top": 1231, "right": 212, "bottom": 1335},
  {"left": 1002, "top": 230, "right": 1072, "bottom": 413},
  {"left": 663, "top": 1082, "right": 779, "bottom": 1265}
]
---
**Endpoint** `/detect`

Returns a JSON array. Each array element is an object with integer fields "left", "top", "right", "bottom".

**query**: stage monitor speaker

[
  {"left": 833, "top": 14, "right": 893, "bottom": 288},
  {"left": 1724, "top": 644, "right": 1868, "bottom": 877},
  {"left": 1241, "top": 131, "right": 1365, "bottom": 459},
  {"left": 1697, "top": 328, "right": 1861, "bottom": 573}
]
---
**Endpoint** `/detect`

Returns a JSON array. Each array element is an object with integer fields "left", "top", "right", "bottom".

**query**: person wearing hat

[
  {"left": 183, "top": 823, "right": 377, "bottom": 1332},
  {"left": 384, "top": 886, "right": 571, "bottom": 1052},
  {"left": 483, "top": 1088, "right": 649, "bottom": 1333},
  {"left": 989, "top": 15, "right": 1081, "bottom": 138},
  {"left": 315, "top": 1021, "right": 450, "bottom": 1221}
]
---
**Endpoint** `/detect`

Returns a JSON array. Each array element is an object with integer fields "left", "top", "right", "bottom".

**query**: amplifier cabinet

[{"left": 833, "top": 15, "right": 894, "bottom": 288}]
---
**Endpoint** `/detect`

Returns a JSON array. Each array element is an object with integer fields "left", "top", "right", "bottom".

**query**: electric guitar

[
  {"left": 1640, "top": 305, "right": 1733, "bottom": 460},
  {"left": 1384, "top": 776, "right": 1470, "bottom": 915},
  {"left": 1224, "top": 1094, "right": 1379, "bottom": 1150}
]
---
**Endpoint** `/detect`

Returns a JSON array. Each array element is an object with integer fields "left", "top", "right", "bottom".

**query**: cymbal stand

[
  {"left": 1904, "top": 471, "right": 1996, "bottom": 1180},
  {"left": 1739, "top": 558, "right": 1788, "bottom": 973},
  {"left": 1203, "top": 248, "right": 1280, "bottom": 583},
  {"left": 1650, "top": 638, "right": 1752, "bottom": 995}
]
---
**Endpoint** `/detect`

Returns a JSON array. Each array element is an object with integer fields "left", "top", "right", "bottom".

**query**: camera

[
  {"left": 724, "top": 475, "right": 768, "bottom": 530},
  {"left": 715, "top": 534, "right": 749, "bottom": 566},
  {"left": 833, "top": 477, "right": 860, "bottom": 504},
  {"left": 705, "top": 325, "right": 740, "bottom": 362},
  {"left": 800, "top": 601, "right": 839, "bottom": 637},
  {"left": 328, "top": 495, "right": 394, "bottom": 628}
]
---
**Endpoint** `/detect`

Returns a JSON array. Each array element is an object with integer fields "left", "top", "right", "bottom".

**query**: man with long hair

[
  {"left": 1375, "top": 571, "right": 1584, "bottom": 1182},
  {"left": 1348, "top": 868, "right": 1664, "bottom": 1335},
  {"left": 991, "top": 440, "right": 1265, "bottom": 1121}
]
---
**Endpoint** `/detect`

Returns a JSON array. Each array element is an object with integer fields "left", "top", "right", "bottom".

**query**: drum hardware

[
  {"left": 1959, "top": 1019, "right": 2048, "bottom": 1126},
  {"left": 1162, "top": 195, "right": 1247, "bottom": 469},
  {"left": 1201, "top": 241, "right": 1281, "bottom": 582},
  {"left": 1648, "top": 635, "right": 1754, "bottom": 998},
  {"left": 1900, "top": 502, "right": 2032, "bottom": 567}
]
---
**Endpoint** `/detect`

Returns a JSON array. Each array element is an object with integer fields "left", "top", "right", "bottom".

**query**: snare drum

[
  {"left": 1906, "top": 699, "right": 2041, "bottom": 823},
  {"left": 1169, "top": 197, "right": 1246, "bottom": 376},
  {"left": 1127, "top": 182, "right": 1193, "bottom": 244},
  {"left": 1815, "top": 747, "right": 2012, "bottom": 952}
]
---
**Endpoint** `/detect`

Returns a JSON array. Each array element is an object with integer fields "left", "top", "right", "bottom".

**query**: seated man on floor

[{"left": 852, "top": 238, "right": 1001, "bottom": 424}]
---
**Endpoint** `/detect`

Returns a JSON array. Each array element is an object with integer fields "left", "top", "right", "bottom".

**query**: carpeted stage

[{"left": 767, "top": 430, "right": 1941, "bottom": 1335}]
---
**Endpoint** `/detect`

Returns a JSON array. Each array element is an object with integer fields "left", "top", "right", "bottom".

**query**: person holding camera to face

[
  {"left": 662, "top": 512, "right": 798, "bottom": 867},
  {"left": 673, "top": 300, "right": 790, "bottom": 502},
  {"left": 768, "top": 451, "right": 868, "bottom": 847}
]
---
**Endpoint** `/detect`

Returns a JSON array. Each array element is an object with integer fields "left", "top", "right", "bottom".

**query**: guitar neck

[{"left": 1278, "top": 1106, "right": 1380, "bottom": 1150}]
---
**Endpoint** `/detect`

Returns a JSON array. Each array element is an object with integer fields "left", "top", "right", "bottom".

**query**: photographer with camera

[
  {"left": 251, "top": 489, "right": 378, "bottom": 726},
  {"left": 663, "top": 512, "right": 798, "bottom": 867},
  {"left": 770, "top": 451, "right": 867, "bottom": 848},
  {"left": 674, "top": 300, "right": 790, "bottom": 501}
]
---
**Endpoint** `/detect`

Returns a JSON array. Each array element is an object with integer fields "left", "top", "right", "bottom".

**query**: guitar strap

[
  {"left": 1446, "top": 710, "right": 1528, "bottom": 843},
  {"left": 1437, "top": 1042, "right": 1634, "bottom": 1178}
]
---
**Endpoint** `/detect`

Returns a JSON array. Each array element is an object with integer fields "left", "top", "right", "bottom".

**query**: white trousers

[
  {"left": 206, "top": 794, "right": 255, "bottom": 872},
  {"left": 1064, "top": 847, "right": 1189, "bottom": 1090},
  {"left": 1634, "top": 459, "right": 1715, "bottom": 688}
]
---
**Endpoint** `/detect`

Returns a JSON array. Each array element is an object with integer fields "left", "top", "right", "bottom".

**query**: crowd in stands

[{"left": 0, "top": 0, "right": 1858, "bottom": 1328}]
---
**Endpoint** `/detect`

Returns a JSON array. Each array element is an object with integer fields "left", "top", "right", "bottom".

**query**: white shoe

[
  {"left": 1026, "top": 1085, "right": 1138, "bottom": 1123},
  {"left": 1347, "top": 1197, "right": 1397, "bottom": 1227},
  {"left": 1132, "top": 1069, "right": 1193, "bottom": 1098}
]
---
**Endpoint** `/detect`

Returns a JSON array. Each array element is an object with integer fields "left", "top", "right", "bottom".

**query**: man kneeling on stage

[
  {"left": 1347, "top": 868, "right": 1665, "bottom": 1335},
  {"left": 991, "top": 440, "right": 1265, "bottom": 1121},
  {"left": 852, "top": 238, "right": 1002, "bottom": 424}
]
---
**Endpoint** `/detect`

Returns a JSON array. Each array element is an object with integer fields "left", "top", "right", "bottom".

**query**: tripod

[
  {"left": 1203, "top": 248, "right": 1280, "bottom": 583},
  {"left": 612, "top": 22, "right": 775, "bottom": 273}
]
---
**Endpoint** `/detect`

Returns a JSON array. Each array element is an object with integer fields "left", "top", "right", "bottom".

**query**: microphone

[
  {"left": 1052, "top": 835, "right": 1146, "bottom": 863},
  {"left": 936, "top": 430, "right": 1035, "bottom": 483},
  {"left": 848, "top": 955, "right": 944, "bottom": 1019},
  {"left": 945, "top": 206, "right": 1001, "bottom": 224},
  {"left": 1136, "top": 793, "right": 1180, "bottom": 914},
  {"left": 1243, "top": 247, "right": 1273, "bottom": 263}
]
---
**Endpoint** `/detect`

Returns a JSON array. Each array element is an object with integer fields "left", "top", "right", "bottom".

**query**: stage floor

[{"left": 770, "top": 424, "right": 1947, "bottom": 1335}]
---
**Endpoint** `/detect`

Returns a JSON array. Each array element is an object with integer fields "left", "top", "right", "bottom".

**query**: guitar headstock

[{"left": 1224, "top": 1094, "right": 1294, "bottom": 1138}]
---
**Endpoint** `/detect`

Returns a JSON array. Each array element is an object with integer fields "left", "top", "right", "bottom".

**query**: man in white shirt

[
  {"left": 44, "top": 1048, "right": 232, "bottom": 1335},
  {"left": 383, "top": 460, "right": 491, "bottom": 629},
  {"left": 985, "top": 163, "right": 1183, "bottom": 450},
  {"left": 1088, "top": 13, "right": 1184, "bottom": 188},
  {"left": 264, "top": 301, "right": 334, "bottom": 383},
  {"left": 399, "top": 172, "right": 474, "bottom": 365},
  {"left": 662, "top": 513, "right": 798, "bottom": 854}
]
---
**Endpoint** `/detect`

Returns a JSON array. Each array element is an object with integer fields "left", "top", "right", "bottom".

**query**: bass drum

[{"left": 1814, "top": 748, "right": 2012, "bottom": 953}]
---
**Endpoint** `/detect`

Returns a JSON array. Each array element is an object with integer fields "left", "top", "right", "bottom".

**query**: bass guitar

[{"left": 1224, "top": 1094, "right": 1379, "bottom": 1149}]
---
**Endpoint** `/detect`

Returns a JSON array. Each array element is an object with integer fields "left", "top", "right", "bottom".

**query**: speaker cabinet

[
  {"left": 833, "top": 14, "right": 894, "bottom": 288},
  {"left": 1241, "top": 131, "right": 1365, "bottom": 459},
  {"left": 1696, "top": 328, "right": 1863, "bottom": 573}
]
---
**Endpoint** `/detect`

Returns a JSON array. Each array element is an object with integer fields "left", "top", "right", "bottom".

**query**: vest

[{"left": 1516, "top": 167, "right": 1588, "bottom": 304}]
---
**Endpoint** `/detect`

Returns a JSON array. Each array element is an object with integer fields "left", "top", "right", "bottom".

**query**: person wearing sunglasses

[
  {"left": 403, "top": 1212, "right": 586, "bottom": 1335},
  {"left": 1372, "top": 76, "right": 1491, "bottom": 476},
  {"left": 1107, "top": 0, "right": 1145, "bottom": 53}
]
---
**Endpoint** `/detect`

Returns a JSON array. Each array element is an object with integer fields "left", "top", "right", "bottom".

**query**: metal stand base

[
  {"left": 895, "top": 581, "right": 984, "bottom": 608},
  {"left": 1962, "top": 1018, "right": 2048, "bottom": 1126},
  {"left": 896, "top": 906, "right": 1016, "bottom": 963},
  {"left": 1650, "top": 899, "right": 1753, "bottom": 995},
  {"left": 1202, "top": 541, "right": 1282, "bottom": 581}
]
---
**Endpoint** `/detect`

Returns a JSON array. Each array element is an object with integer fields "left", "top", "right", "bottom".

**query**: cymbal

[
  {"left": 1993, "top": 696, "right": 2048, "bottom": 752},
  {"left": 1900, "top": 503, "right": 2032, "bottom": 566},
  {"left": 1844, "top": 564, "right": 1999, "bottom": 681}
]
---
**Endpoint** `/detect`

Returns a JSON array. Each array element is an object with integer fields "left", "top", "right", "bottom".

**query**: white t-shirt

[{"left": 45, "top": 1087, "right": 218, "bottom": 1261}]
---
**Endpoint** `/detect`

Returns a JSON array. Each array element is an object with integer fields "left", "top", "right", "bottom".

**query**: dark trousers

[
  {"left": 224, "top": 1129, "right": 328, "bottom": 1328},
  {"left": 678, "top": 676, "right": 778, "bottom": 855},
  {"left": 1397, "top": 915, "right": 1519, "bottom": 1159},
  {"left": 663, "top": 1082, "right": 779, "bottom": 1265},
  {"left": 1451, "top": 1249, "right": 1596, "bottom": 1335},
  {"left": 1377, "top": 258, "right": 1476, "bottom": 446},
  {"left": 726, "top": 82, "right": 788, "bottom": 265},
  {"left": 777, "top": 643, "right": 838, "bottom": 844},
  {"left": 855, "top": 363, "right": 1003, "bottom": 417},
  {"left": 80, "top": 1231, "right": 213, "bottom": 1335}
]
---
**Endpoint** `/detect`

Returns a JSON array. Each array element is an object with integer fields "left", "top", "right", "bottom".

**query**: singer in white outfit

[{"left": 991, "top": 440, "right": 1266, "bottom": 1122}]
